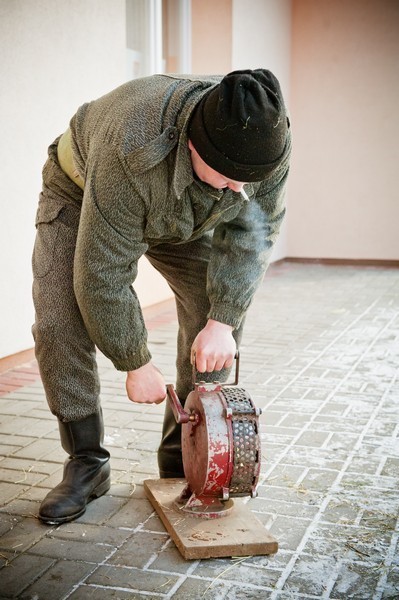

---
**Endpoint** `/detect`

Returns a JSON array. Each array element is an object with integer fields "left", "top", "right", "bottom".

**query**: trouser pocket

[{"left": 32, "top": 194, "right": 68, "bottom": 278}]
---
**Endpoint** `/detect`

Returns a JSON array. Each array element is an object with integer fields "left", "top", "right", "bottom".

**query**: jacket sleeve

[
  {"left": 73, "top": 144, "right": 151, "bottom": 371},
  {"left": 206, "top": 164, "right": 289, "bottom": 329}
]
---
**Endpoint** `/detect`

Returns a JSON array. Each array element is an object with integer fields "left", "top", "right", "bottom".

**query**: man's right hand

[{"left": 126, "top": 362, "right": 166, "bottom": 404}]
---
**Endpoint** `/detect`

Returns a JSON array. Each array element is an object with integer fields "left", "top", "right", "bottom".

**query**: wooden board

[{"left": 144, "top": 479, "right": 278, "bottom": 560}]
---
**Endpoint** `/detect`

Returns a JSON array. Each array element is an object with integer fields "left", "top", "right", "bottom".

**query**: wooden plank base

[{"left": 144, "top": 479, "right": 278, "bottom": 560}]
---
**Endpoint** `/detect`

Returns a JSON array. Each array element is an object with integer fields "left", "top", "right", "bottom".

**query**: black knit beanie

[{"left": 188, "top": 69, "right": 289, "bottom": 182}]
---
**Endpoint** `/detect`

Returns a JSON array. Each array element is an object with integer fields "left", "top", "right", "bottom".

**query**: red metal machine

[{"left": 166, "top": 355, "right": 262, "bottom": 518}]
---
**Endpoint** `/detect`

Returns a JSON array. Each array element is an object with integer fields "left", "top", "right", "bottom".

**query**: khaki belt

[{"left": 57, "top": 128, "right": 85, "bottom": 190}]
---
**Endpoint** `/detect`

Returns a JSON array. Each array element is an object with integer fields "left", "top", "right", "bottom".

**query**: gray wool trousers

[{"left": 32, "top": 140, "right": 242, "bottom": 431}]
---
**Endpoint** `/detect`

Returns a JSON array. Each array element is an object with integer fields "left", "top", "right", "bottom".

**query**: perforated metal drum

[{"left": 221, "top": 387, "right": 261, "bottom": 496}]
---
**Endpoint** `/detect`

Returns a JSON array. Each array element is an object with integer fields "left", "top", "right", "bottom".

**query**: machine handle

[
  {"left": 192, "top": 351, "right": 240, "bottom": 388},
  {"left": 166, "top": 384, "right": 197, "bottom": 424}
]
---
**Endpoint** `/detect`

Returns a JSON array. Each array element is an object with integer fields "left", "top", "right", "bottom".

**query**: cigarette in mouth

[{"left": 241, "top": 189, "right": 249, "bottom": 201}]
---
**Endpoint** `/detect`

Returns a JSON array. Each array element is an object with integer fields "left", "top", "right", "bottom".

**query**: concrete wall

[
  {"left": 288, "top": 0, "right": 399, "bottom": 260},
  {"left": 232, "top": 0, "right": 292, "bottom": 261},
  {"left": 191, "top": 0, "right": 232, "bottom": 73},
  {"left": 0, "top": 0, "right": 177, "bottom": 359},
  {"left": 0, "top": 0, "right": 126, "bottom": 358}
]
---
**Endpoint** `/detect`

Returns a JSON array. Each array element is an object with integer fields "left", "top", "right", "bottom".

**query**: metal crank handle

[
  {"left": 166, "top": 384, "right": 197, "bottom": 424},
  {"left": 224, "top": 350, "right": 240, "bottom": 386}
]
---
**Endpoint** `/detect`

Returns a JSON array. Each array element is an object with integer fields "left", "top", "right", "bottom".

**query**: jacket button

[{"left": 168, "top": 131, "right": 175, "bottom": 140}]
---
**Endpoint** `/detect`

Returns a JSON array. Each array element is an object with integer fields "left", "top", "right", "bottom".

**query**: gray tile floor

[{"left": 0, "top": 261, "right": 398, "bottom": 599}]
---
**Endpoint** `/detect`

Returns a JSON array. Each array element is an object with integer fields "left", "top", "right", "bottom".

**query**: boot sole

[{"left": 39, "top": 476, "right": 111, "bottom": 525}]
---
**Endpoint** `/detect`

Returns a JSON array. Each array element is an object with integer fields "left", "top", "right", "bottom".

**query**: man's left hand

[{"left": 191, "top": 319, "right": 236, "bottom": 373}]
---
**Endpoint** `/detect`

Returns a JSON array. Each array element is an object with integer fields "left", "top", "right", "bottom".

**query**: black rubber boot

[
  {"left": 39, "top": 411, "right": 111, "bottom": 525},
  {"left": 157, "top": 401, "right": 185, "bottom": 478}
]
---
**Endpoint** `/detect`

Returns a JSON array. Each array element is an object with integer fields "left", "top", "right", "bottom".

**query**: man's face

[{"left": 188, "top": 140, "right": 246, "bottom": 193}]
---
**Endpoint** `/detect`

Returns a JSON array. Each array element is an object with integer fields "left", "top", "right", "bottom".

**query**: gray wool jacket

[{"left": 67, "top": 74, "right": 291, "bottom": 371}]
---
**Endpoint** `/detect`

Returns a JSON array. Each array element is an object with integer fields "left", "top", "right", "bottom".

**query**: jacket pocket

[
  {"left": 32, "top": 196, "right": 66, "bottom": 278},
  {"left": 121, "top": 126, "right": 178, "bottom": 175}
]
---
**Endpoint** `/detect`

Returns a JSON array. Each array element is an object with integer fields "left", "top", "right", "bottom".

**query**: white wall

[
  {"left": 0, "top": 0, "right": 177, "bottom": 360},
  {"left": 0, "top": 0, "right": 126, "bottom": 358},
  {"left": 191, "top": 0, "right": 232, "bottom": 74},
  {"left": 231, "top": 0, "right": 292, "bottom": 262},
  {"left": 288, "top": 0, "right": 399, "bottom": 260}
]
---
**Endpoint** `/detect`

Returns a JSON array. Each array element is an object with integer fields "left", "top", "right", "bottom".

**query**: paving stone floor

[{"left": 0, "top": 261, "right": 398, "bottom": 599}]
